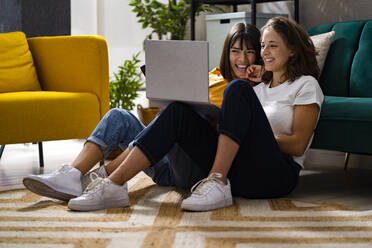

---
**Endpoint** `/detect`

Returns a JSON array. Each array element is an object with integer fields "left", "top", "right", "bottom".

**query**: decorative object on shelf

[
  {"left": 109, "top": 52, "right": 143, "bottom": 111},
  {"left": 129, "top": 0, "right": 213, "bottom": 40},
  {"left": 137, "top": 104, "right": 161, "bottom": 126}
]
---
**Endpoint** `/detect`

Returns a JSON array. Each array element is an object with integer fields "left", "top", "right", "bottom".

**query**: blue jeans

[
  {"left": 87, "top": 108, "right": 204, "bottom": 188},
  {"left": 133, "top": 80, "right": 301, "bottom": 199}
]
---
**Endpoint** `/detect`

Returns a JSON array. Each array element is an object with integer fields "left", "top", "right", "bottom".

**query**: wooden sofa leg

[
  {"left": 0, "top": 145, "right": 5, "bottom": 159},
  {"left": 38, "top": 142, "right": 44, "bottom": 168},
  {"left": 344, "top": 152, "right": 350, "bottom": 171}
]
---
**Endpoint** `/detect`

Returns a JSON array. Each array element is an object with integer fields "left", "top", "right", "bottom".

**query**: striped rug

[{"left": 1, "top": 174, "right": 372, "bottom": 248}]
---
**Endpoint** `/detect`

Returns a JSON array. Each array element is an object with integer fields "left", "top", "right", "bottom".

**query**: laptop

[{"left": 145, "top": 39, "right": 219, "bottom": 119}]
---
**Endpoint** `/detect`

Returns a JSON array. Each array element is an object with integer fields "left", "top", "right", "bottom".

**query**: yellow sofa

[{"left": 0, "top": 32, "right": 109, "bottom": 166}]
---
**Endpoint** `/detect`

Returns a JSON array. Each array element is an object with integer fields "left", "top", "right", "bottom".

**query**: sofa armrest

[{"left": 27, "top": 35, "right": 109, "bottom": 118}]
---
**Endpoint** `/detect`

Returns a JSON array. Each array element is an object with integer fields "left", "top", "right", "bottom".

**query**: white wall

[
  {"left": 71, "top": 0, "right": 97, "bottom": 35},
  {"left": 71, "top": 0, "right": 152, "bottom": 77},
  {"left": 97, "top": 0, "right": 151, "bottom": 76},
  {"left": 71, "top": 0, "right": 154, "bottom": 111}
]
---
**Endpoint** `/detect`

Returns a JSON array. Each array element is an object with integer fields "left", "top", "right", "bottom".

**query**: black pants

[{"left": 134, "top": 80, "right": 301, "bottom": 198}]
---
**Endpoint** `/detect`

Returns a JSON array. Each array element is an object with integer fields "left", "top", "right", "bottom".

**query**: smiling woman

[
  {"left": 253, "top": 16, "right": 323, "bottom": 160},
  {"left": 229, "top": 41, "right": 257, "bottom": 80},
  {"left": 218, "top": 23, "right": 262, "bottom": 82},
  {"left": 209, "top": 22, "right": 262, "bottom": 108},
  {"left": 260, "top": 16, "right": 320, "bottom": 86},
  {"left": 260, "top": 27, "right": 294, "bottom": 85}
]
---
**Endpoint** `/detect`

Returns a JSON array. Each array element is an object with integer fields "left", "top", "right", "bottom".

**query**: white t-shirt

[{"left": 253, "top": 75, "right": 324, "bottom": 168}]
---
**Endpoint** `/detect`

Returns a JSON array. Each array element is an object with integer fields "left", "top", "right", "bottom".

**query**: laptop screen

[{"left": 145, "top": 40, "right": 210, "bottom": 104}]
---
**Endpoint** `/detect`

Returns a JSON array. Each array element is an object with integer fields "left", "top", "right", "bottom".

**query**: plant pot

[{"left": 137, "top": 104, "right": 161, "bottom": 126}]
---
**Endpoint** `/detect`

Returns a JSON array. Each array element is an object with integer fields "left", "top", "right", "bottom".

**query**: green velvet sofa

[{"left": 308, "top": 20, "right": 372, "bottom": 167}]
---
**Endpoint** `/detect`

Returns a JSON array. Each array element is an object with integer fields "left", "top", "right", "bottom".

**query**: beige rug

[{"left": 1, "top": 174, "right": 372, "bottom": 248}]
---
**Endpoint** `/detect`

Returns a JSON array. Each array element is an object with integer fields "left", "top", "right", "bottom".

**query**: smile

[
  {"left": 264, "top": 58, "right": 274, "bottom": 63},
  {"left": 236, "top": 64, "right": 248, "bottom": 69}
]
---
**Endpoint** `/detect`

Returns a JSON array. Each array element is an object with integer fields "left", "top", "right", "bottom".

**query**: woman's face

[
  {"left": 260, "top": 27, "right": 293, "bottom": 77},
  {"left": 229, "top": 39, "right": 257, "bottom": 79}
]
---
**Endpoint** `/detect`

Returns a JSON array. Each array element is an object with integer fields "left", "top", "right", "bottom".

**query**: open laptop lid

[{"left": 145, "top": 40, "right": 210, "bottom": 104}]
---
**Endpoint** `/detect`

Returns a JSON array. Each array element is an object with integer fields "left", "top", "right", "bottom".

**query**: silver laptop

[{"left": 145, "top": 39, "right": 219, "bottom": 119}]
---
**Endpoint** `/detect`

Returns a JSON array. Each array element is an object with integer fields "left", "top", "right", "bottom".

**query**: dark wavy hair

[
  {"left": 261, "top": 16, "right": 320, "bottom": 83},
  {"left": 219, "top": 23, "right": 262, "bottom": 82}
]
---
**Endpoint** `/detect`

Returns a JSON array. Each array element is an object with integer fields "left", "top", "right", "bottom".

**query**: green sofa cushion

[
  {"left": 308, "top": 23, "right": 335, "bottom": 36},
  {"left": 350, "top": 22, "right": 372, "bottom": 97},
  {"left": 312, "top": 96, "right": 372, "bottom": 154},
  {"left": 308, "top": 20, "right": 366, "bottom": 97},
  {"left": 320, "top": 96, "right": 372, "bottom": 122},
  {"left": 312, "top": 119, "right": 372, "bottom": 154}
]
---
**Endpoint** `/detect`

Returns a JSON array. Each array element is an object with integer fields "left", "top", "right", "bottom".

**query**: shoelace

[
  {"left": 83, "top": 173, "right": 106, "bottom": 194},
  {"left": 190, "top": 172, "right": 223, "bottom": 195},
  {"left": 96, "top": 167, "right": 107, "bottom": 178}
]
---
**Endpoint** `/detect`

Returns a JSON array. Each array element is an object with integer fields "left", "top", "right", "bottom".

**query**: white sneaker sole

[
  {"left": 23, "top": 176, "right": 80, "bottom": 201},
  {"left": 68, "top": 198, "right": 130, "bottom": 211},
  {"left": 181, "top": 198, "right": 233, "bottom": 212}
]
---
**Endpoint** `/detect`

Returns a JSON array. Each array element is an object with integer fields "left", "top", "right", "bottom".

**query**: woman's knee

[
  {"left": 224, "top": 80, "right": 253, "bottom": 97},
  {"left": 102, "top": 108, "right": 144, "bottom": 133},
  {"left": 222, "top": 80, "right": 256, "bottom": 107},
  {"left": 164, "top": 102, "right": 193, "bottom": 116},
  {"left": 106, "top": 108, "right": 129, "bottom": 119},
  {"left": 105, "top": 108, "right": 137, "bottom": 123},
  {"left": 167, "top": 101, "right": 188, "bottom": 111}
]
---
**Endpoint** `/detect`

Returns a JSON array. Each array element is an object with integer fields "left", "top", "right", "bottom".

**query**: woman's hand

[{"left": 246, "top": 65, "right": 264, "bottom": 83}]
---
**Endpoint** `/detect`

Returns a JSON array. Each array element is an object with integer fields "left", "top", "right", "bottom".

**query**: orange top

[{"left": 208, "top": 68, "right": 229, "bottom": 108}]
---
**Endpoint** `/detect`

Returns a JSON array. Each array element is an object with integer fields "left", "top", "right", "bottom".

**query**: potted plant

[
  {"left": 129, "top": 0, "right": 213, "bottom": 40},
  {"left": 109, "top": 52, "right": 143, "bottom": 111},
  {"left": 109, "top": 52, "right": 160, "bottom": 127}
]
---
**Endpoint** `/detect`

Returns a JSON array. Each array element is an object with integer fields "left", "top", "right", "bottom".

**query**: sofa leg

[
  {"left": 344, "top": 152, "right": 350, "bottom": 171},
  {"left": 0, "top": 145, "right": 5, "bottom": 159},
  {"left": 1, "top": 144, "right": 45, "bottom": 167},
  {"left": 38, "top": 142, "right": 44, "bottom": 168}
]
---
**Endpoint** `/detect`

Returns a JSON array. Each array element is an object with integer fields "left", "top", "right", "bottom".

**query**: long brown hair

[
  {"left": 219, "top": 23, "right": 262, "bottom": 82},
  {"left": 261, "top": 16, "right": 320, "bottom": 83}
]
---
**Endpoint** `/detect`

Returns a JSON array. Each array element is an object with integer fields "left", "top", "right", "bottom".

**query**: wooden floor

[{"left": 1, "top": 140, "right": 372, "bottom": 210}]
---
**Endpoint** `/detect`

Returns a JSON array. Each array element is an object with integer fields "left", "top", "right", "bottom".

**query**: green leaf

[{"left": 109, "top": 52, "right": 143, "bottom": 110}]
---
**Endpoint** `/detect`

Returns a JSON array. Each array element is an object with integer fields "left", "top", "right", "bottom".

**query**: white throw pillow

[{"left": 310, "top": 31, "right": 335, "bottom": 73}]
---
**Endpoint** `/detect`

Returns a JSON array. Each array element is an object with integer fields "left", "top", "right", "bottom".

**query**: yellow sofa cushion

[
  {"left": 0, "top": 91, "right": 100, "bottom": 144},
  {"left": 0, "top": 32, "right": 41, "bottom": 93}
]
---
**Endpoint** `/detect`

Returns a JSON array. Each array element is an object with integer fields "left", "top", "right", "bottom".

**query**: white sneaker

[
  {"left": 82, "top": 166, "right": 108, "bottom": 190},
  {"left": 23, "top": 164, "right": 82, "bottom": 201},
  {"left": 181, "top": 173, "right": 233, "bottom": 212},
  {"left": 68, "top": 177, "right": 129, "bottom": 211}
]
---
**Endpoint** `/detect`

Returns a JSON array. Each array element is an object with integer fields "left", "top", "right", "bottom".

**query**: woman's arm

[{"left": 275, "top": 103, "right": 320, "bottom": 156}]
